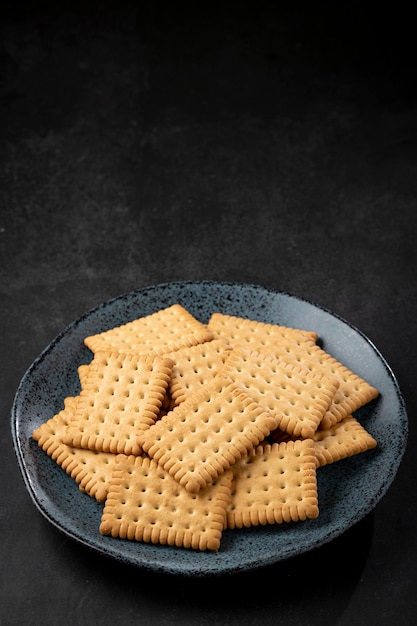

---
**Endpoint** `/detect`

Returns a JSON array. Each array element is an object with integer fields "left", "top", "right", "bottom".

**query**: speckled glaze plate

[{"left": 11, "top": 281, "right": 407, "bottom": 576}]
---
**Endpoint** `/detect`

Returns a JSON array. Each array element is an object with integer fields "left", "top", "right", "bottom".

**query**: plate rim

[{"left": 10, "top": 280, "right": 408, "bottom": 576}]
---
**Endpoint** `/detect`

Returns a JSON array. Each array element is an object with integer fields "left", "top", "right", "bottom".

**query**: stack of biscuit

[{"left": 32, "top": 304, "right": 379, "bottom": 551}]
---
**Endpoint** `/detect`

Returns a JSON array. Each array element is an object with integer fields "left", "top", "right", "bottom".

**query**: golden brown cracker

[
  {"left": 226, "top": 439, "right": 319, "bottom": 529},
  {"left": 207, "top": 312, "right": 318, "bottom": 347},
  {"left": 84, "top": 304, "right": 213, "bottom": 356},
  {"left": 208, "top": 313, "right": 378, "bottom": 428},
  {"left": 100, "top": 454, "right": 232, "bottom": 551},
  {"left": 32, "top": 405, "right": 115, "bottom": 502},
  {"left": 313, "top": 415, "right": 377, "bottom": 467},
  {"left": 137, "top": 376, "right": 278, "bottom": 494},
  {"left": 62, "top": 351, "right": 173, "bottom": 455},
  {"left": 168, "top": 338, "right": 232, "bottom": 405},
  {"left": 275, "top": 340, "right": 379, "bottom": 429},
  {"left": 220, "top": 345, "right": 339, "bottom": 439}
]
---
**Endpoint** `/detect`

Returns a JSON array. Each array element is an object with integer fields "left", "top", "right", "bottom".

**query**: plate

[{"left": 11, "top": 281, "right": 408, "bottom": 576}]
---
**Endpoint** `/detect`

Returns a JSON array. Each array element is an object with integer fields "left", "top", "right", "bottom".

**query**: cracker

[
  {"left": 100, "top": 454, "right": 232, "bottom": 551},
  {"left": 32, "top": 405, "right": 115, "bottom": 502},
  {"left": 168, "top": 338, "right": 232, "bottom": 405},
  {"left": 273, "top": 340, "right": 380, "bottom": 429},
  {"left": 137, "top": 376, "right": 279, "bottom": 493},
  {"left": 62, "top": 351, "right": 173, "bottom": 455},
  {"left": 226, "top": 439, "right": 319, "bottom": 529},
  {"left": 208, "top": 313, "right": 379, "bottom": 428},
  {"left": 313, "top": 415, "right": 377, "bottom": 467},
  {"left": 207, "top": 312, "right": 319, "bottom": 347},
  {"left": 220, "top": 345, "right": 339, "bottom": 439},
  {"left": 84, "top": 304, "right": 213, "bottom": 356}
]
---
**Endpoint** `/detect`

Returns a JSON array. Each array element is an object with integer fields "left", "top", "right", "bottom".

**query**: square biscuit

[
  {"left": 62, "top": 351, "right": 173, "bottom": 455},
  {"left": 226, "top": 439, "right": 319, "bottom": 529},
  {"left": 313, "top": 415, "right": 377, "bottom": 467},
  {"left": 84, "top": 304, "right": 213, "bottom": 356},
  {"left": 220, "top": 345, "right": 339, "bottom": 439},
  {"left": 208, "top": 313, "right": 378, "bottom": 428},
  {"left": 32, "top": 404, "right": 116, "bottom": 502},
  {"left": 272, "top": 339, "right": 380, "bottom": 429},
  {"left": 137, "top": 376, "right": 279, "bottom": 494},
  {"left": 224, "top": 332, "right": 378, "bottom": 429},
  {"left": 208, "top": 312, "right": 319, "bottom": 347},
  {"left": 100, "top": 454, "right": 232, "bottom": 551},
  {"left": 168, "top": 338, "right": 232, "bottom": 405}
]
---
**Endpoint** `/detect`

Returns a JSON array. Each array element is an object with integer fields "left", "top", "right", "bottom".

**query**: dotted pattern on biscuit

[
  {"left": 138, "top": 377, "right": 279, "bottom": 493},
  {"left": 84, "top": 304, "right": 213, "bottom": 355},
  {"left": 100, "top": 455, "right": 232, "bottom": 551},
  {"left": 209, "top": 313, "right": 378, "bottom": 428},
  {"left": 62, "top": 351, "right": 173, "bottom": 455},
  {"left": 168, "top": 338, "right": 232, "bottom": 405},
  {"left": 226, "top": 439, "right": 319, "bottom": 529},
  {"left": 278, "top": 342, "right": 380, "bottom": 429},
  {"left": 208, "top": 312, "right": 318, "bottom": 347},
  {"left": 32, "top": 404, "right": 115, "bottom": 502},
  {"left": 220, "top": 345, "right": 339, "bottom": 439},
  {"left": 313, "top": 415, "right": 377, "bottom": 467}
]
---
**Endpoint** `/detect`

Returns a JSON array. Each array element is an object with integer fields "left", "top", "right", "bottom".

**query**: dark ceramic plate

[{"left": 11, "top": 281, "right": 407, "bottom": 576}]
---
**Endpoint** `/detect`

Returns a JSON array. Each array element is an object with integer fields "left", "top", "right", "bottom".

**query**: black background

[{"left": 1, "top": 2, "right": 416, "bottom": 624}]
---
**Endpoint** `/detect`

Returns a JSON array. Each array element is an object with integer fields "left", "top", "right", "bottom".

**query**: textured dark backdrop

[{"left": 1, "top": 2, "right": 416, "bottom": 625}]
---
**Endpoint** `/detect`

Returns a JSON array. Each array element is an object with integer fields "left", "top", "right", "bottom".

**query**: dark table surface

[{"left": 1, "top": 2, "right": 416, "bottom": 625}]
